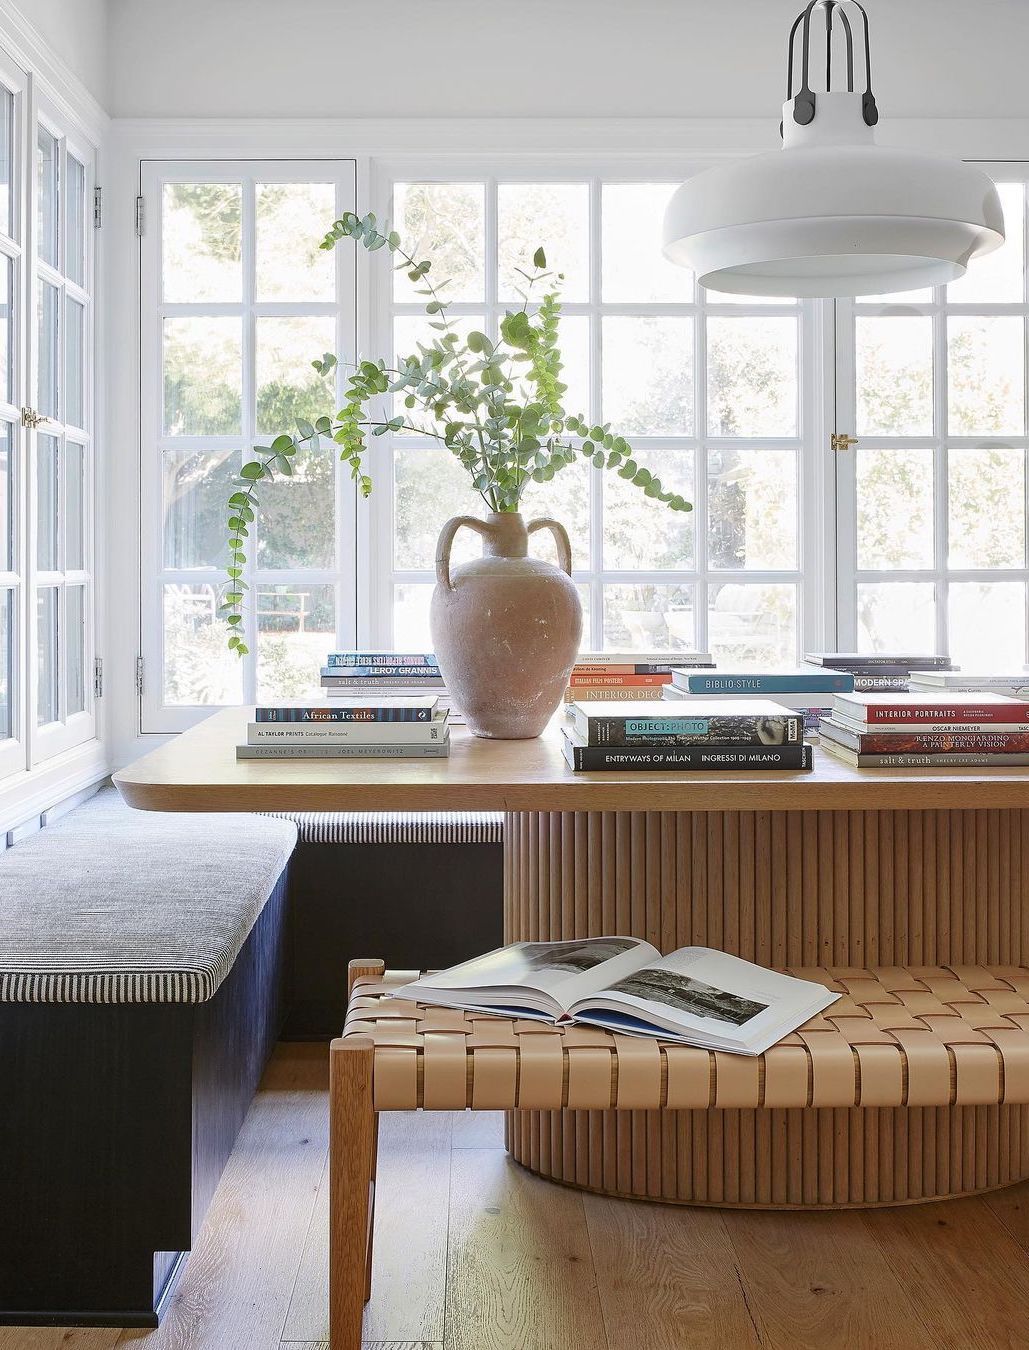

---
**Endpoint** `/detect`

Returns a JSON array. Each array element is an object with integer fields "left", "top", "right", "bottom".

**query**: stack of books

[
  {"left": 804, "top": 652, "right": 955, "bottom": 693},
  {"left": 562, "top": 699, "right": 813, "bottom": 772},
  {"left": 908, "top": 669, "right": 1029, "bottom": 699},
  {"left": 236, "top": 697, "right": 450, "bottom": 760},
  {"left": 321, "top": 651, "right": 462, "bottom": 723},
  {"left": 662, "top": 668, "right": 854, "bottom": 735},
  {"left": 564, "top": 652, "right": 714, "bottom": 705},
  {"left": 818, "top": 691, "right": 1029, "bottom": 768}
]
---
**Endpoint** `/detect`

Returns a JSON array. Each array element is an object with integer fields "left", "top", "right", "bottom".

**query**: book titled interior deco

[
  {"left": 568, "top": 699, "right": 802, "bottom": 747},
  {"left": 394, "top": 937, "right": 839, "bottom": 1056}
]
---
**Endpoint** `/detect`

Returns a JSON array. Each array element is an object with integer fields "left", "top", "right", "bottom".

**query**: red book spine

[
  {"left": 858, "top": 731, "right": 1029, "bottom": 753},
  {"left": 569, "top": 673, "right": 673, "bottom": 687},
  {"left": 864, "top": 703, "right": 1029, "bottom": 723}
]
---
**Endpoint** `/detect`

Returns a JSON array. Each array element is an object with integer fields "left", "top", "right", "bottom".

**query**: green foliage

[{"left": 222, "top": 212, "right": 692, "bottom": 651}]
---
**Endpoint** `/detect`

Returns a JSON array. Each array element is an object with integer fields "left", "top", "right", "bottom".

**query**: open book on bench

[{"left": 394, "top": 937, "right": 840, "bottom": 1056}]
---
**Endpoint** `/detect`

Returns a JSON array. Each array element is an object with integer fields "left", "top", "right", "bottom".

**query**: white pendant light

[{"left": 662, "top": 0, "right": 1004, "bottom": 298}]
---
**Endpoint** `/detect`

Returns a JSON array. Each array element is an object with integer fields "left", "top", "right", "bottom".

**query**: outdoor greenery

[{"left": 219, "top": 211, "right": 692, "bottom": 654}]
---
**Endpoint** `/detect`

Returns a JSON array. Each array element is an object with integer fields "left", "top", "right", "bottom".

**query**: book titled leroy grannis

[
  {"left": 569, "top": 699, "right": 802, "bottom": 747},
  {"left": 255, "top": 697, "right": 438, "bottom": 723},
  {"left": 393, "top": 937, "right": 839, "bottom": 1055}
]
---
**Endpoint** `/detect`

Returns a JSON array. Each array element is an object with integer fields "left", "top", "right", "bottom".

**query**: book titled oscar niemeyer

[
  {"left": 568, "top": 699, "right": 802, "bottom": 747},
  {"left": 255, "top": 697, "right": 438, "bottom": 723}
]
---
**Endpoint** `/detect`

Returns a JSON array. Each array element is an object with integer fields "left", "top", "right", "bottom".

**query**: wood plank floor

[{"left": 7, "top": 1043, "right": 1029, "bottom": 1349}]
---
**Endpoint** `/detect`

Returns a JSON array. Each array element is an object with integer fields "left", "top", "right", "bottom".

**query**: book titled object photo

[{"left": 394, "top": 937, "right": 839, "bottom": 1055}]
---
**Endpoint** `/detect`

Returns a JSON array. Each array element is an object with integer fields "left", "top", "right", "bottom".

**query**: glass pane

[
  {"left": 519, "top": 459, "right": 592, "bottom": 569},
  {"left": 949, "top": 447, "right": 1026, "bottom": 569},
  {"left": 255, "top": 316, "right": 336, "bottom": 437},
  {"left": 37, "top": 127, "right": 58, "bottom": 269},
  {"left": 163, "top": 449, "right": 237, "bottom": 569},
  {"left": 0, "top": 255, "right": 11, "bottom": 404},
  {"left": 163, "top": 582, "right": 243, "bottom": 705},
  {"left": 37, "top": 434, "right": 58, "bottom": 571},
  {"left": 65, "top": 298, "right": 85, "bottom": 429},
  {"left": 602, "top": 183, "right": 692, "bottom": 302},
  {"left": 0, "top": 86, "right": 12, "bottom": 237},
  {"left": 857, "top": 581, "right": 936, "bottom": 654},
  {"left": 708, "top": 448, "right": 797, "bottom": 569},
  {"left": 498, "top": 183, "right": 589, "bottom": 302},
  {"left": 708, "top": 582, "right": 797, "bottom": 667},
  {"left": 506, "top": 314, "right": 589, "bottom": 416},
  {"left": 707, "top": 318, "right": 798, "bottom": 436},
  {"left": 36, "top": 587, "right": 58, "bottom": 725},
  {"left": 257, "top": 583, "right": 335, "bottom": 701},
  {"left": 162, "top": 183, "right": 242, "bottom": 303},
  {"left": 0, "top": 422, "right": 11, "bottom": 572},
  {"left": 393, "top": 581, "right": 434, "bottom": 649},
  {"left": 38, "top": 281, "right": 59, "bottom": 418},
  {"left": 856, "top": 447, "right": 934, "bottom": 570},
  {"left": 65, "top": 442, "right": 84, "bottom": 570},
  {"left": 163, "top": 317, "right": 241, "bottom": 435},
  {"left": 602, "top": 317, "right": 693, "bottom": 436},
  {"left": 255, "top": 444, "right": 335, "bottom": 569},
  {"left": 948, "top": 316, "right": 1026, "bottom": 436},
  {"left": 393, "top": 446, "right": 484, "bottom": 571},
  {"left": 604, "top": 448, "right": 694, "bottom": 570},
  {"left": 947, "top": 183, "right": 1024, "bottom": 304},
  {"left": 393, "top": 183, "right": 485, "bottom": 303},
  {"left": 856, "top": 316, "right": 933, "bottom": 436},
  {"left": 949, "top": 582, "right": 1026, "bottom": 672},
  {"left": 603, "top": 584, "right": 696, "bottom": 652},
  {"left": 67, "top": 155, "right": 86, "bottom": 288},
  {"left": 0, "top": 589, "right": 11, "bottom": 739},
  {"left": 66, "top": 584, "right": 85, "bottom": 715},
  {"left": 255, "top": 182, "right": 335, "bottom": 301}
]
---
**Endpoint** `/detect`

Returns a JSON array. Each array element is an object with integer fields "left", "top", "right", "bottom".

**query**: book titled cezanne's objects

[{"left": 394, "top": 937, "right": 839, "bottom": 1055}]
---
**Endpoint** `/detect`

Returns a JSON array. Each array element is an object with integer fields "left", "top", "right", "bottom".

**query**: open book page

[
  {"left": 392, "top": 936, "right": 660, "bottom": 1019},
  {"left": 567, "top": 947, "right": 840, "bottom": 1055}
]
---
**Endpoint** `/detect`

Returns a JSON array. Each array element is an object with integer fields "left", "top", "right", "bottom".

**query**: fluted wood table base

[{"left": 503, "top": 807, "right": 1029, "bottom": 1207}]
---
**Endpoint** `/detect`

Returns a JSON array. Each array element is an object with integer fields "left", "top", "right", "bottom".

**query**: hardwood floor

[{"left": 7, "top": 1043, "right": 1029, "bottom": 1349}]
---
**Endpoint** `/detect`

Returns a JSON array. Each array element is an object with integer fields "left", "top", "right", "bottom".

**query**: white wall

[
  {"left": 108, "top": 0, "right": 1029, "bottom": 122},
  {"left": 11, "top": 0, "right": 107, "bottom": 106}
]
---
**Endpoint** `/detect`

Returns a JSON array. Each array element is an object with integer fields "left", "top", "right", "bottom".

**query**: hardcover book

[
  {"left": 832, "top": 691, "right": 1029, "bottom": 726},
  {"left": 568, "top": 672, "right": 674, "bottom": 687},
  {"left": 571, "top": 663, "right": 714, "bottom": 675},
  {"left": 236, "top": 742, "right": 450, "bottom": 760},
  {"left": 255, "top": 698, "right": 438, "bottom": 722},
  {"left": 573, "top": 652, "right": 713, "bottom": 667},
  {"left": 325, "top": 652, "right": 438, "bottom": 667},
  {"left": 805, "top": 653, "right": 952, "bottom": 670},
  {"left": 673, "top": 670, "right": 854, "bottom": 695},
  {"left": 819, "top": 719, "right": 1029, "bottom": 755},
  {"left": 248, "top": 712, "right": 449, "bottom": 744},
  {"left": 319, "top": 664, "right": 444, "bottom": 679},
  {"left": 562, "top": 730, "right": 812, "bottom": 772},
  {"left": 321, "top": 674, "right": 447, "bottom": 689},
  {"left": 819, "top": 741, "right": 1029, "bottom": 769},
  {"left": 568, "top": 699, "right": 802, "bottom": 747}
]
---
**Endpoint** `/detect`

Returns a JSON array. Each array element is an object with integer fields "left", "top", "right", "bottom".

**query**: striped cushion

[
  {"left": 266, "top": 811, "right": 503, "bottom": 845},
  {"left": 0, "top": 787, "right": 296, "bottom": 1004}
]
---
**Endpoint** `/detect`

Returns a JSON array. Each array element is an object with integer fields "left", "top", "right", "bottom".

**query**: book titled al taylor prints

[{"left": 395, "top": 937, "right": 839, "bottom": 1056}]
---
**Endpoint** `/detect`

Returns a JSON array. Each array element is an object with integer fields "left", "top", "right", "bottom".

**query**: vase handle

[
  {"left": 435, "top": 515, "right": 492, "bottom": 592},
  {"left": 527, "top": 517, "right": 573, "bottom": 577}
]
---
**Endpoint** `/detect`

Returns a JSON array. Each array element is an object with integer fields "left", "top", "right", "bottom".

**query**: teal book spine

[{"left": 678, "top": 672, "right": 855, "bottom": 695}]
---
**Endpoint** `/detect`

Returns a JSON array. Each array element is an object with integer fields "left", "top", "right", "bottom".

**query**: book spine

[
  {"left": 568, "top": 673, "right": 673, "bottom": 687},
  {"left": 806, "top": 654, "right": 952, "bottom": 668},
  {"left": 248, "top": 721, "right": 448, "bottom": 744},
  {"left": 843, "top": 731, "right": 1029, "bottom": 754},
  {"left": 320, "top": 665, "right": 443, "bottom": 679},
  {"left": 848, "top": 752, "right": 1029, "bottom": 768},
  {"left": 236, "top": 742, "right": 449, "bottom": 759},
  {"left": 851, "top": 676, "right": 911, "bottom": 691},
  {"left": 325, "top": 652, "right": 437, "bottom": 667},
  {"left": 567, "top": 743, "right": 812, "bottom": 771},
  {"left": 858, "top": 703, "right": 1029, "bottom": 723},
  {"left": 573, "top": 653, "right": 712, "bottom": 666},
  {"left": 564, "top": 686, "right": 667, "bottom": 702},
  {"left": 679, "top": 673, "right": 853, "bottom": 694},
  {"left": 254, "top": 706, "right": 431, "bottom": 722},
  {"left": 576, "top": 713, "right": 802, "bottom": 747},
  {"left": 321, "top": 675, "right": 447, "bottom": 688},
  {"left": 571, "top": 664, "right": 704, "bottom": 675}
]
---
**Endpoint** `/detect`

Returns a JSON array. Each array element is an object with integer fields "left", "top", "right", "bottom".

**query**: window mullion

[{"left": 241, "top": 175, "right": 258, "bottom": 700}]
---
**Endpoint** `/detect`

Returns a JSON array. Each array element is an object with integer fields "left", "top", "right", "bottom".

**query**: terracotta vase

[{"left": 430, "top": 511, "right": 582, "bottom": 739}]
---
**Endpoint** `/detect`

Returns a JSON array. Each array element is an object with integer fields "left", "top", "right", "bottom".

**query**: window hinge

[
  {"left": 93, "top": 185, "right": 102, "bottom": 229},
  {"left": 135, "top": 655, "right": 145, "bottom": 697},
  {"left": 831, "top": 432, "right": 859, "bottom": 453},
  {"left": 134, "top": 195, "right": 145, "bottom": 237},
  {"left": 21, "top": 406, "right": 53, "bottom": 429},
  {"left": 93, "top": 657, "right": 103, "bottom": 699}
]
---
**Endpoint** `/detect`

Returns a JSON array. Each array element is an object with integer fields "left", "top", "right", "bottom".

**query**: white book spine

[{"left": 248, "top": 719, "right": 448, "bottom": 744}]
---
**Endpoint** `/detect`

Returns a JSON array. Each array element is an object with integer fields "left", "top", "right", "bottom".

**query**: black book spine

[
  {"left": 255, "top": 706, "right": 431, "bottom": 722},
  {"left": 566, "top": 743, "right": 813, "bottom": 771}
]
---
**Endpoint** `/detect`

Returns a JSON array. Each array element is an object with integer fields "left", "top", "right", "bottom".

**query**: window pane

[
  {"left": 856, "top": 447, "right": 935, "bottom": 570},
  {"left": 856, "top": 316, "right": 933, "bottom": 436},
  {"left": 37, "top": 127, "right": 58, "bottom": 269},
  {"left": 65, "top": 442, "right": 84, "bottom": 571},
  {"left": 603, "top": 583, "right": 696, "bottom": 652},
  {"left": 947, "top": 184, "right": 1024, "bottom": 304},
  {"left": 393, "top": 446, "right": 483, "bottom": 571},
  {"left": 163, "top": 583, "right": 243, "bottom": 705},
  {"left": 255, "top": 182, "right": 335, "bottom": 301},
  {"left": 0, "top": 86, "right": 13, "bottom": 237},
  {"left": 602, "top": 317, "right": 693, "bottom": 435},
  {"left": 163, "top": 317, "right": 241, "bottom": 435},
  {"left": 255, "top": 444, "right": 335, "bottom": 570},
  {"left": 0, "top": 255, "right": 12, "bottom": 404},
  {"left": 519, "top": 459, "right": 592, "bottom": 569},
  {"left": 393, "top": 581, "right": 434, "bottom": 649},
  {"left": 0, "top": 588, "right": 11, "bottom": 739},
  {"left": 857, "top": 581, "right": 936, "bottom": 654},
  {"left": 602, "top": 183, "right": 692, "bottom": 302},
  {"left": 707, "top": 318, "right": 797, "bottom": 437},
  {"left": 37, "top": 434, "right": 58, "bottom": 571},
  {"left": 949, "top": 582, "right": 1026, "bottom": 671},
  {"left": 38, "top": 281, "right": 59, "bottom": 418},
  {"left": 65, "top": 298, "right": 85, "bottom": 429},
  {"left": 66, "top": 584, "right": 85, "bottom": 715},
  {"left": 603, "top": 448, "right": 694, "bottom": 570},
  {"left": 708, "top": 448, "right": 797, "bottom": 569},
  {"left": 393, "top": 183, "right": 485, "bottom": 303},
  {"left": 163, "top": 449, "right": 237, "bottom": 569},
  {"left": 498, "top": 183, "right": 589, "bottom": 303},
  {"left": 255, "top": 316, "right": 336, "bottom": 437},
  {"left": 709, "top": 582, "right": 796, "bottom": 667},
  {"left": 162, "top": 183, "right": 242, "bottom": 303},
  {"left": 948, "top": 317, "right": 1026, "bottom": 436},
  {"left": 0, "top": 422, "right": 11, "bottom": 572},
  {"left": 257, "top": 583, "right": 334, "bottom": 701},
  {"left": 393, "top": 313, "right": 484, "bottom": 428},
  {"left": 949, "top": 447, "right": 1026, "bottom": 569},
  {"left": 67, "top": 155, "right": 86, "bottom": 288},
  {"left": 36, "top": 586, "right": 58, "bottom": 725}
]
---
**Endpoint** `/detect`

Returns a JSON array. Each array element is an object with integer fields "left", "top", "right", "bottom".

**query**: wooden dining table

[{"left": 116, "top": 707, "right": 1029, "bottom": 1209}]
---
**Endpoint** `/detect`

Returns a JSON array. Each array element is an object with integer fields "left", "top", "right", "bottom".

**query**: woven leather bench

[{"left": 328, "top": 956, "right": 1029, "bottom": 1349}]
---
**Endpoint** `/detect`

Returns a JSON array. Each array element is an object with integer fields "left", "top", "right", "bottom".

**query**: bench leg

[{"left": 329, "top": 1037, "right": 375, "bottom": 1350}]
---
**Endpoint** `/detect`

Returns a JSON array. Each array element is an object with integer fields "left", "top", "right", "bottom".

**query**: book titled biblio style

[{"left": 394, "top": 937, "right": 839, "bottom": 1055}]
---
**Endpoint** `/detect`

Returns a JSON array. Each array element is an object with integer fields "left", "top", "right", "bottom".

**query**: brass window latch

[
  {"left": 21, "top": 407, "right": 53, "bottom": 430},
  {"left": 831, "top": 432, "right": 859, "bottom": 452}
]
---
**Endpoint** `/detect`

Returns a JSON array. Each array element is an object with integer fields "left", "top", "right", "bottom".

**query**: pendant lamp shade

[{"left": 662, "top": 1, "right": 1004, "bottom": 298}]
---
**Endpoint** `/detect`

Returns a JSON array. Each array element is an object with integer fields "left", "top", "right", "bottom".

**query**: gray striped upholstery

[
  {"left": 265, "top": 811, "right": 504, "bottom": 845},
  {"left": 0, "top": 787, "right": 296, "bottom": 1004}
]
